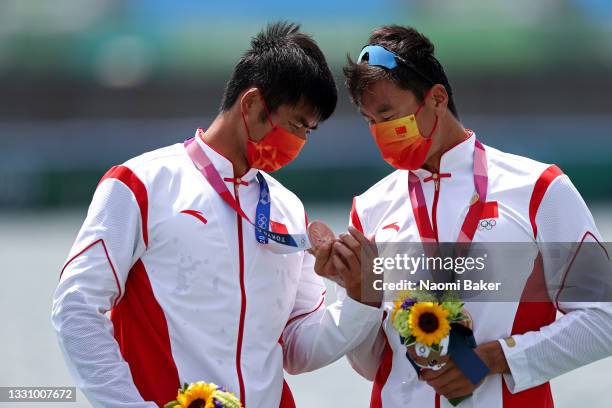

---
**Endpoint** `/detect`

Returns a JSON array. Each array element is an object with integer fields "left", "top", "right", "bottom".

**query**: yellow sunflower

[
  {"left": 408, "top": 302, "right": 451, "bottom": 346},
  {"left": 177, "top": 382, "right": 216, "bottom": 408}
]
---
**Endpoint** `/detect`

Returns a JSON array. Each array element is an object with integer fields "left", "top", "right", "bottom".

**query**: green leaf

[{"left": 448, "top": 394, "right": 472, "bottom": 406}]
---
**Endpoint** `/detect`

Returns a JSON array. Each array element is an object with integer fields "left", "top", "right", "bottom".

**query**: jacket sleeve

[
  {"left": 500, "top": 174, "right": 612, "bottom": 393},
  {"left": 281, "top": 251, "right": 384, "bottom": 374},
  {"left": 344, "top": 293, "right": 387, "bottom": 381},
  {"left": 51, "top": 171, "right": 155, "bottom": 407},
  {"left": 344, "top": 196, "right": 387, "bottom": 380}
]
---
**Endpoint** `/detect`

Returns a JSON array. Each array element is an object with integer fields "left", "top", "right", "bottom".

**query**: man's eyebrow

[
  {"left": 376, "top": 104, "right": 392, "bottom": 114},
  {"left": 298, "top": 116, "right": 318, "bottom": 130},
  {"left": 359, "top": 105, "right": 390, "bottom": 119}
]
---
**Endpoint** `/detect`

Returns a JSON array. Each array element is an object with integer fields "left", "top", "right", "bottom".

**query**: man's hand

[
  {"left": 331, "top": 226, "right": 376, "bottom": 299},
  {"left": 420, "top": 340, "right": 509, "bottom": 399},
  {"left": 326, "top": 226, "right": 380, "bottom": 307},
  {"left": 475, "top": 340, "right": 510, "bottom": 375},
  {"left": 420, "top": 358, "right": 483, "bottom": 400},
  {"left": 309, "top": 241, "right": 346, "bottom": 287}
]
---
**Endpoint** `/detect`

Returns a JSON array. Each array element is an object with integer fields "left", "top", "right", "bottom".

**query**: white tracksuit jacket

[
  {"left": 51, "top": 132, "right": 383, "bottom": 408},
  {"left": 346, "top": 132, "right": 612, "bottom": 408}
]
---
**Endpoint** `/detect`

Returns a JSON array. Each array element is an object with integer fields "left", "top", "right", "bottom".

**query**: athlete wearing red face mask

[
  {"left": 52, "top": 22, "right": 383, "bottom": 408},
  {"left": 312, "top": 25, "right": 612, "bottom": 408}
]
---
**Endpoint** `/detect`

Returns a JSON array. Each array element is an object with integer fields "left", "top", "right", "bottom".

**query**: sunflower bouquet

[
  {"left": 391, "top": 291, "right": 481, "bottom": 406},
  {"left": 164, "top": 381, "right": 243, "bottom": 408},
  {"left": 391, "top": 291, "right": 471, "bottom": 367}
]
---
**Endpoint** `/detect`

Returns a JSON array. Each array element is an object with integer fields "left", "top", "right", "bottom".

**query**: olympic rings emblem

[
  {"left": 257, "top": 213, "right": 268, "bottom": 228},
  {"left": 478, "top": 219, "right": 496, "bottom": 230}
]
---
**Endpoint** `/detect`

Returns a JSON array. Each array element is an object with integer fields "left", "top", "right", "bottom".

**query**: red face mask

[
  {"left": 241, "top": 97, "right": 306, "bottom": 172},
  {"left": 369, "top": 93, "right": 438, "bottom": 170}
]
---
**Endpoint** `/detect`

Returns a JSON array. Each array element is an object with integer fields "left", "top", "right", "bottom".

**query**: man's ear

[
  {"left": 239, "top": 87, "right": 262, "bottom": 118},
  {"left": 429, "top": 84, "right": 448, "bottom": 114}
]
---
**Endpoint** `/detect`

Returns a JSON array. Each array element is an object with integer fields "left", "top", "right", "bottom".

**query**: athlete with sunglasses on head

[{"left": 312, "top": 25, "right": 612, "bottom": 408}]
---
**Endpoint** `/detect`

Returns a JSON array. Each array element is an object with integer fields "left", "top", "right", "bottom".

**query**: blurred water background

[{"left": 1, "top": 0, "right": 611, "bottom": 406}]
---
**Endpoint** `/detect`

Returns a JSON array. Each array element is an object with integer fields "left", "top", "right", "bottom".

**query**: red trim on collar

[
  {"left": 223, "top": 177, "right": 249, "bottom": 186},
  {"left": 424, "top": 172, "right": 451, "bottom": 183}
]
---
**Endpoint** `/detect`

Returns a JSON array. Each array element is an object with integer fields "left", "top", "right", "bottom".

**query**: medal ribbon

[
  {"left": 408, "top": 137, "right": 488, "bottom": 254},
  {"left": 406, "top": 137, "right": 491, "bottom": 390},
  {"left": 184, "top": 137, "right": 310, "bottom": 251}
]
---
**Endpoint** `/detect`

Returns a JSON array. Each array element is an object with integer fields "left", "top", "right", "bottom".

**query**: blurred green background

[
  {"left": 2, "top": 2, "right": 612, "bottom": 407},
  {"left": 1, "top": 0, "right": 611, "bottom": 207}
]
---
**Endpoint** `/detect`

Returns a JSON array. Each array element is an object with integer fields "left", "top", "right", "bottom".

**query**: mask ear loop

[
  {"left": 240, "top": 92, "right": 275, "bottom": 142},
  {"left": 414, "top": 88, "right": 439, "bottom": 139},
  {"left": 240, "top": 108, "right": 253, "bottom": 141},
  {"left": 414, "top": 88, "right": 433, "bottom": 116},
  {"left": 425, "top": 113, "right": 439, "bottom": 139},
  {"left": 259, "top": 95, "right": 276, "bottom": 129}
]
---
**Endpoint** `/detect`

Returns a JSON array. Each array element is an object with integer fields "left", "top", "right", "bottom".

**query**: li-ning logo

[
  {"left": 382, "top": 222, "right": 400, "bottom": 232},
  {"left": 395, "top": 126, "right": 407, "bottom": 135},
  {"left": 478, "top": 219, "right": 496, "bottom": 231},
  {"left": 180, "top": 209, "right": 208, "bottom": 225}
]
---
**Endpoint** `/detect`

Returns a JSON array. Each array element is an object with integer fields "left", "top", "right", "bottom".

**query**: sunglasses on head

[{"left": 357, "top": 44, "right": 436, "bottom": 85}]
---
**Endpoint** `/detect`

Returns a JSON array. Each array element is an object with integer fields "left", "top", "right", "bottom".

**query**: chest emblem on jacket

[
  {"left": 477, "top": 201, "right": 499, "bottom": 231},
  {"left": 180, "top": 209, "right": 208, "bottom": 225}
]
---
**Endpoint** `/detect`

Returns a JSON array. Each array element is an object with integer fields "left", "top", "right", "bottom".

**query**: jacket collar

[
  {"left": 412, "top": 130, "right": 476, "bottom": 181},
  {"left": 194, "top": 129, "right": 259, "bottom": 184}
]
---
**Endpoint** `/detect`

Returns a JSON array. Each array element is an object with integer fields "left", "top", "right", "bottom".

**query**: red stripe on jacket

[
  {"left": 370, "top": 339, "right": 393, "bottom": 408},
  {"left": 59, "top": 239, "right": 123, "bottom": 307},
  {"left": 110, "top": 259, "right": 181, "bottom": 407},
  {"left": 503, "top": 166, "right": 563, "bottom": 408},
  {"left": 351, "top": 197, "right": 364, "bottom": 233},
  {"left": 528, "top": 165, "right": 563, "bottom": 239},
  {"left": 99, "top": 165, "right": 149, "bottom": 247}
]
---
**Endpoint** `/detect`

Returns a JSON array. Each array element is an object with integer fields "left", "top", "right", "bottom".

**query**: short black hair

[
  {"left": 343, "top": 25, "right": 458, "bottom": 118},
  {"left": 220, "top": 21, "right": 337, "bottom": 122}
]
